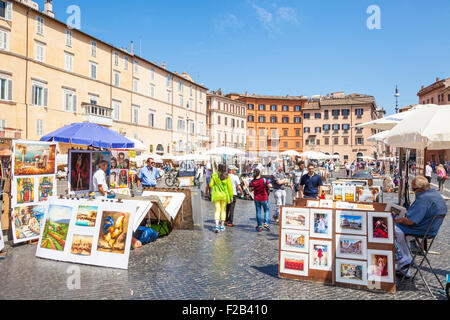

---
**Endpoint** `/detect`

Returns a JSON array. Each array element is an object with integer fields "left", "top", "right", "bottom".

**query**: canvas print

[
  {"left": 336, "top": 235, "right": 367, "bottom": 260},
  {"left": 280, "top": 251, "right": 308, "bottom": 277},
  {"left": 333, "top": 184, "right": 344, "bottom": 201},
  {"left": 335, "top": 211, "right": 366, "bottom": 235},
  {"left": 310, "top": 209, "right": 332, "bottom": 239},
  {"left": 309, "top": 240, "right": 332, "bottom": 271},
  {"left": 40, "top": 204, "right": 72, "bottom": 251},
  {"left": 281, "top": 207, "right": 309, "bottom": 230},
  {"left": 109, "top": 169, "right": 119, "bottom": 189},
  {"left": 111, "top": 150, "right": 130, "bottom": 169},
  {"left": 369, "top": 187, "right": 381, "bottom": 202},
  {"left": 386, "top": 203, "right": 407, "bottom": 219},
  {"left": 12, "top": 205, "right": 45, "bottom": 243},
  {"left": 97, "top": 211, "right": 130, "bottom": 254},
  {"left": 16, "top": 177, "right": 34, "bottom": 204},
  {"left": 367, "top": 249, "right": 394, "bottom": 283},
  {"left": 344, "top": 186, "right": 356, "bottom": 202},
  {"left": 39, "top": 176, "right": 54, "bottom": 201},
  {"left": 71, "top": 234, "right": 94, "bottom": 256},
  {"left": 336, "top": 259, "right": 368, "bottom": 286},
  {"left": 69, "top": 151, "right": 92, "bottom": 192},
  {"left": 117, "top": 170, "right": 129, "bottom": 188},
  {"left": 92, "top": 151, "right": 111, "bottom": 175},
  {"left": 368, "top": 212, "right": 393, "bottom": 244},
  {"left": 75, "top": 205, "right": 98, "bottom": 227},
  {"left": 306, "top": 200, "right": 319, "bottom": 208},
  {"left": 281, "top": 229, "right": 309, "bottom": 253},
  {"left": 13, "top": 142, "right": 56, "bottom": 176}
]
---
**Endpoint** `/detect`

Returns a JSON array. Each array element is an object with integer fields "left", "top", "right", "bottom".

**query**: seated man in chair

[{"left": 395, "top": 176, "right": 447, "bottom": 278}]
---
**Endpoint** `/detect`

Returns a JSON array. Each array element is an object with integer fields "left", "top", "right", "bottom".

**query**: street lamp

[{"left": 395, "top": 85, "right": 400, "bottom": 113}]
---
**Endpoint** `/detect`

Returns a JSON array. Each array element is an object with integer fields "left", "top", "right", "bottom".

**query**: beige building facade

[
  {"left": 417, "top": 77, "right": 450, "bottom": 105},
  {"left": 206, "top": 90, "right": 247, "bottom": 150},
  {"left": 0, "top": 0, "right": 208, "bottom": 155},
  {"left": 302, "top": 92, "right": 382, "bottom": 162}
]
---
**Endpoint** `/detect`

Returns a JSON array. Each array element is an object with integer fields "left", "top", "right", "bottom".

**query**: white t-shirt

[
  {"left": 93, "top": 169, "right": 108, "bottom": 194},
  {"left": 229, "top": 173, "right": 240, "bottom": 196},
  {"left": 425, "top": 165, "right": 432, "bottom": 177}
]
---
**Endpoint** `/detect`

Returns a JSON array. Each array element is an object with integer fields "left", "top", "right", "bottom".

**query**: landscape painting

[
  {"left": 75, "top": 205, "right": 98, "bottom": 227},
  {"left": 281, "top": 207, "right": 309, "bottom": 230},
  {"left": 336, "top": 259, "right": 367, "bottom": 286},
  {"left": 97, "top": 211, "right": 130, "bottom": 254},
  {"left": 280, "top": 251, "right": 308, "bottom": 277},
  {"left": 336, "top": 235, "right": 367, "bottom": 260},
  {"left": 71, "top": 234, "right": 94, "bottom": 256},
  {"left": 13, "top": 142, "right": 56, "bottom": 176},
  {"left": 281, "top": 229, "right": 309, "bottom": 253},
  {"left": 12, "top": 205, "right": 45, "bottom": 243},
  {"left": 335, "top": 211, "right": 366, "bottom": 235},
  {"left": 40, "top": 204, "right": 72, "bottom": 251}
]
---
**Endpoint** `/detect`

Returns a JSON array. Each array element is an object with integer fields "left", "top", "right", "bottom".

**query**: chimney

[
  {"left": 161, "top": 61, "right": 166, "bottom": 69},
  {"left": 436, "top": 77, "right": 440, "bottom": 82},
  {"left": 421, "top": 85, "right": 424, "bottom": 89},
  {"left": 130, "top": 41, "right": 134, "bottom": 55},
  {"left": 44, "top": 0, "right": 54, "bottom": 18}
]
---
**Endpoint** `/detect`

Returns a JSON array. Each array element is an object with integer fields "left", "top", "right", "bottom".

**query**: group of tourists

[{"left": 425, "top": 162, "right": 449, "bottom": 192}]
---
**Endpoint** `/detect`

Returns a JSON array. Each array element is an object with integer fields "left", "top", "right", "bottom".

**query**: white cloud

[
  {"left": 213, "top": 13, "right": 241, "bottom": 33},
  {"left": 276, "top": 7, "right": 298, "bottom": 24},
  {"left": 252, "top": 4, "right": 276, "bottom": 31},
  {"left": 251, "top": 3, "right": 298, "bottom": 33}
]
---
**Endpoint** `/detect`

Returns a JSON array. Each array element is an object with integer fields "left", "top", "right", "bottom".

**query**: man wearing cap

[{"left": 225, "top": 165, "right": 243, "bottom": 227}]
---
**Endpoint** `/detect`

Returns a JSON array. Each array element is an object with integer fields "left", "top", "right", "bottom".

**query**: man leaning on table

[{"left": 394, "top": 176, "right": 447, "bottom": 278}]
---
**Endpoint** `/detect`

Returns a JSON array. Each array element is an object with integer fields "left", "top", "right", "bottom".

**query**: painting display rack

[{"left": 278, "top": 198, "right": 396, "bottom": 293}]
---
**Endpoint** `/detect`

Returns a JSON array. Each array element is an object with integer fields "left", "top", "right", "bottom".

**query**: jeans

[
  {"left": 225, "top": 196, "right": 236, "bottom": 224},
  {"left": 273, "top": 189, "right": 286, "bottom": 219},
  {"left": 255, "top": 201, "right": 270, "bottom": 227}
]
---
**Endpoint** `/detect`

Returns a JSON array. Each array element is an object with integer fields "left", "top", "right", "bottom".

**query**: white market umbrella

[
  {"left": 161, "top": 154, "right": 177, "bottom": 160},
  {"left": 367, "top": 130, "right": 390, "bottom": 143},
  {"left": 299, "top": 151, "right": 328, "bottom": 159},
  {"left": 126, "top": 137, "right": 148, "bottom": 152},
  {"left": 205, "top": 147, "right": 245, "bottom": 156},
  {"left": 280, "top": 150, "right": 300, "bottom": 157},
  {"left": 361, "top": 156, "right": 375, "bottom": 160},
  {"left": 384, "top": 105, "right": 450, "bottom": 150}
]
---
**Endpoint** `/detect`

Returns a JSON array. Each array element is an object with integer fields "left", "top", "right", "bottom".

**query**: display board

[
  {"left": 110, "top": 150, "right": 130, "bottom": 191},
  {"left": 10, "top": 140, "right": 57, "bottom": 243},
  {"left": 332, "top": 181, "right": 382, "bottom": 203},
  {"left": 141, "top": 191, "right": 185, "bottom": 219},
  {"left": 36, "top": 199, "right": 136, "bottom": 269},
  {"left": 279, "top": 199, "right": 396, "bottom": 293}
]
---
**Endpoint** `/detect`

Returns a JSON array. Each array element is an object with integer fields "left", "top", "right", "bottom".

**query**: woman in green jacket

[{"left": 209, "top": 163, "right": 234, "bottom": 233}]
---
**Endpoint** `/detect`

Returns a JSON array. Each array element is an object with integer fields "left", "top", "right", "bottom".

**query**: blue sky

[{"left": 46, "top": 0, "right": 450, "bottom": 115}]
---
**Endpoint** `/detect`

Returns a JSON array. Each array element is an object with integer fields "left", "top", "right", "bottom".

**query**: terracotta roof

[{"left": 232, "top": 94, "right": 307, "bottom": 101}]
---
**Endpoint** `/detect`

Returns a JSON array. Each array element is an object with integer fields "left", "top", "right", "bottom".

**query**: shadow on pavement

[{"left": 251, "top": 264, "right": 279, "bottom": 279}]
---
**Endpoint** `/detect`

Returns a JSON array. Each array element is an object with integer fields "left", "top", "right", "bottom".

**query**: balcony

[{"left": 82, "top": 103, "right": 113, "bottom": 127}]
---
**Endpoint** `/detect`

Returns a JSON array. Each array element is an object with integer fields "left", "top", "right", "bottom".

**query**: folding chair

[{"left": 400, "top": 214, "right": 446, "bottom": 297}]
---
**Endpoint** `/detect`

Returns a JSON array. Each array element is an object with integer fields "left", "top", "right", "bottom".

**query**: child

[{"left": 209, "top": 164, "right": 233, "bottom": 233}]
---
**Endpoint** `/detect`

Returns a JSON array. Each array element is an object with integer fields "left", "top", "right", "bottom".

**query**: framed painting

[
  {"left": 281, "top": 207, "right": 309, "bottom": 231},
  {"left": 13, "top": 177, "right": 35, "bottom": 205},
  {"left": 281, "top": 229, "right": 309, "bottom": 253},
  {"left": 368, "top": 212, "right": 394, "bottom": 244},
  {"left": 12, "top": 141, "right": 57, "bottom": 176},
  {"left": 12, "top": 204, "right": 46, "bottom": 243},
  {"left": 336, "top": 259, "right": 368, "bottom": 286},
  {"left": 309, "top": 240, "right": 333, "bottom": 271},
  {"left": 68, "top": 150, "right": 92, "bottom": 193},
  {"left": 367, "top": 249, "right": 394, "bottom": 283},
  {"left": 110, "top": 150, "right": 130, "bottom": 170},
  {"left": 75, "top": 205, "right": 99, "bottom": 227},
  {"left": 335, "top": 210, "right": 367, "bottom": 235},
  {"left": 344, "top": 186, "right": 356, "bottom": 202},
  {"left": 333, "top": 184, "right": 344, "bottom": 201},
  {"left": 386, "top": 203, "right": 407, "bottom": 219},
  {"left": 335, "top": 234, "right": 367, "bottom": 260},
  {"left": 38, "top": 175, "right": 56, "bottom": 202},
  {"left": 309, "top": 209, "right": 333, "bottom": 239},
  {"left": 280, "top": 251, "right": 308, "bottom": 277}
]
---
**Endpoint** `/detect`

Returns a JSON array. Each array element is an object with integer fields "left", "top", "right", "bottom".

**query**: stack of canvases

[
  {"left": 35, "top": 199, "right": 136, "bottom": 269},
  {"left": 279, "top": 204, "right": 396, "bottom": 293},
  {"left": 10, "top": 140, "right": 57, "bottom": 244}
]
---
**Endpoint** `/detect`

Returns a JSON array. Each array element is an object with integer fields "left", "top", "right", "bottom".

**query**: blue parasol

[{"left": 40, "top": 123, "right": 135, "bottom": 149}]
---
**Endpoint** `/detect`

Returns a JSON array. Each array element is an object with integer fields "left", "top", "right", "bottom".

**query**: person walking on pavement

[
  {"left": 249, "top": 168, "right": 272, "bottom": 232},
  {"left": 225, "top": 165, "right": 243, "bottom": 227},
  {"left": 425, "top": 162, "right": 433, "bottom": 183},
  {"left": 437, "top": 164, "right": 447, "bottom": 192},
  {"left": 299, "top": 163, "right": 323, "bottom": 199},
  {"left": 345, "top": 161, "right": 350, "bottom": 177},
  {"left": 272, "top": 164, "right": 289, "bottom": 223},
  {"left": 209, "top": 164, "right": 234, "bottom": 233}
]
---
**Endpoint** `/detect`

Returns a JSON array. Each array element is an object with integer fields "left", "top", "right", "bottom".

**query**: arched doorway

[
  {"left": 156, "top": 144, "right": 164, "bottom": 155},
  {"left": 357, "top": 152, "right": 363, "bottom": 162}
]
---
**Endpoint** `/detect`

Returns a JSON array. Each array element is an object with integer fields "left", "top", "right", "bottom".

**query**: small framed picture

[
  {"left": 333, "top": 184, "right": 344, "bottom": 201},
  {"left": 319, "top": 200, "right": 333, "bottom": 208},
  {"left": 280, "top": 251, "right": 309, "bottom": 277},
  {"left": 309, "top": 209, "right": 333, "bottom": 239},
  {"left": 309, "top": 240, "right": 333, "bottom": 271},
  {"left": 281, "top": 207, "right": 309, "bottom": 231},
  {"left": 335, "top": 211, "right": 367, "bottom": 235},
  {"left": 335, "top": 235, "right": 367, "bottom": 260},
  {"left": 344, "top": 185, "right": 356, "bottom": 202},
  {"left": 335, "top": 202, "right": 357, "bottom": 210},
  {"left": 368, "top": 212, "right": 394, "bottom": 244},
  {"left": 336, "top": 259, "right": 368, "bottom": 286},
  {"left": 306, "top": 200, "right": 320, "bottom": 208},
  {"left": 281, "top": 229, "right": 309, "bottom": 253},
  {"left": 385, "top": 203, "right": 407, "bottom": 219},
  {"left": 367, "top": 249, "right": 394, "bottom": 283}
]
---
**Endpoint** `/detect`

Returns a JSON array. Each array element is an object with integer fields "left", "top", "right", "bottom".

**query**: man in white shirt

[
  {"left": 225, "top": 165, "right": 243, "bottom": 227},
  {"left": 425, "top": 162, "right": 432, "bottom": 183},
  {"left": 93, "top": 160, "right": 109, "bottom": 197}
]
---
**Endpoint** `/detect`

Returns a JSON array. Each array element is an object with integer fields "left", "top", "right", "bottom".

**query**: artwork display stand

[{"left": 279, "top": 198, "right": 396, "bottom": 293}]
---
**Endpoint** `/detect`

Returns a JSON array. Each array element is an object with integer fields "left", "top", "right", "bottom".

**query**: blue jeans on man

[{"left": 255, "top": 201, "right": 270, "bottom": 227}]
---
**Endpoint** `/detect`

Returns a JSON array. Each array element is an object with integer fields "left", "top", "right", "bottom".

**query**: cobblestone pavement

[{"left": 0, "top": 174, "right": 448, "bottom": 300}]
